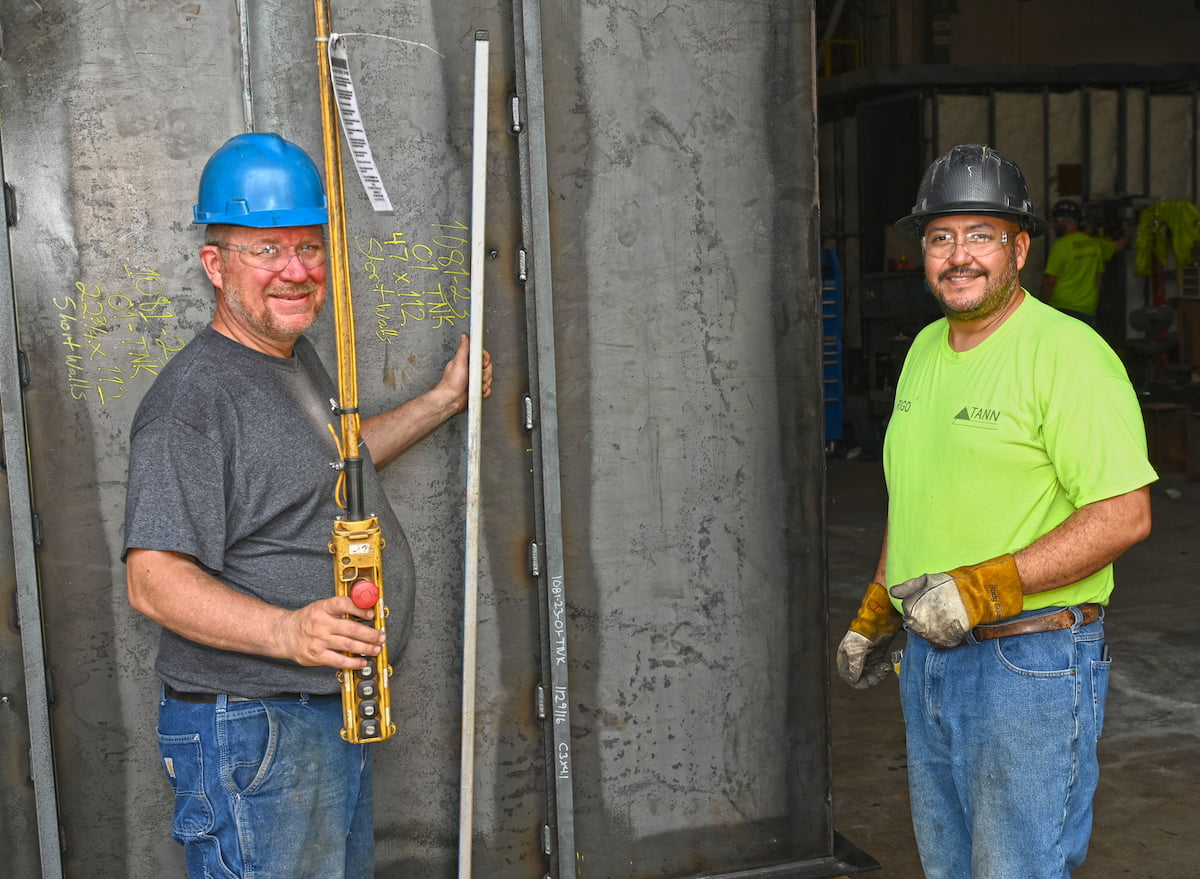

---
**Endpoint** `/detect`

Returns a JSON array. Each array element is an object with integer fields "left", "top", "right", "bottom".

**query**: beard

[
  {"left": 929, "top": 245, "right": 1022, "bottom": 322},
  {"left": 223, "top": 277, "right": 325, "bottom": 344}
]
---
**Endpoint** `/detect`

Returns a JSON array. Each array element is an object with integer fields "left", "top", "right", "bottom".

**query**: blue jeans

[
  {"left": 157, "top": 688, "right": 373, "bottom": 878},
  {"left": 899, "top": 607, "right": 1110, "bottom": 879}
]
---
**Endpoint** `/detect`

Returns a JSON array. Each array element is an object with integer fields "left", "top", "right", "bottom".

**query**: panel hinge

[
  {"left": 4, "top": 182, "right": 15, "bottom": 227},
  {"left": 509, "top": 93, "right": 523, "bottom": 135},
  {"left": 517, "top": 247, "right": 529, "bottom": 283},
  {"left": 522, "top": 393, "right": 535, "bottom": 432},
  {"left": 17, "top": 347, "right": 29, "bottom": 388},
  {"left": 542, "top": 823, "right": 552, "bottom": 857},
  {"left": 535, "top": 684, "right": 546, "bottom": 720},
  {"left": 528, "top": 540, "right": 541, "bottom": 579},
  {"left": 31, "top": 512, "right": 43, "bottom": 547}
]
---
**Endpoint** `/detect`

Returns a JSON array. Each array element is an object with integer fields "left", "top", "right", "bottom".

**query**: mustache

[
  {"left": 938, "top": 267, "right": 987, "bottom": 282},
  {"left": 267, "top": 280, "right": 322, "bottom": 297}
]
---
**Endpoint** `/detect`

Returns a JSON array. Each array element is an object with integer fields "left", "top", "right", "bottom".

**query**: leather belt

[
  {"left": 972, "top": 603, "right": 1102, "bottom": 641},
  {"left": 164, "top": 684, "right": 333, "bottom": 704}
]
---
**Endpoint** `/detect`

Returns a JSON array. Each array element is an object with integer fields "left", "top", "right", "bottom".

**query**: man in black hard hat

[
  {"left": 1039, "top": 197, "right": 1132, "bottom": 325},
  {"left": 123, "top": 133, "right": 492, "bottom": 878},
  {"left": 835, "top": 144, "right": 1156, "bottom": 878}
]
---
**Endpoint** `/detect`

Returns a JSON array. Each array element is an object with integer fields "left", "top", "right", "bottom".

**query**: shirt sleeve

[
  {"left": 1098, "top": 236, "right": 1118, "bottom": 263},
  {"left": 123, "top": 414, "right": 230, "bottom": 572},
  {"left": 1041, "top": 365, "right": 1158, "bottom": 508}
]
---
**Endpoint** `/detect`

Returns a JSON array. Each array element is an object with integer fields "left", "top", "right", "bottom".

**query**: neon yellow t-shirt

[
  {"left": 1044, "top": 230, "right": 1118, "bottom": 316},
  {"left": 883, "top": 293, "right": 1157, "bottom": 611}
]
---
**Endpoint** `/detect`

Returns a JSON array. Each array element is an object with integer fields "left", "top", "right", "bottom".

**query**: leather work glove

[
  {"left": 889, "top": 554, "right": 1025, "bottom": 648},
  {"left": 836, "top": 581, "right": 903, "bottom": 689}
]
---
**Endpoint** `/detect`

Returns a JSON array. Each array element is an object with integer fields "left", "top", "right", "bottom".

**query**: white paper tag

[{"left": 328, "top": 35, "right": 393, "bottom": 214}]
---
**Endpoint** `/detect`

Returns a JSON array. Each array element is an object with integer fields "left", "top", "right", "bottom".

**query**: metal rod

[
  {"left": 987, "top": 87, "right": 996, "bottom": 148},
  {"left": 1193, "top": 86, "right": 1198, "bottom": 205},
  {"left": 819, "top": 0, "right": 849, "bottom": 45},
  {"left": 235, "top": 0, "right": 254, "bottom": 131},
  {"left": 930, "top": 86, "right": 940, "bottom": 159},
  {"left": 1042, "top": 87, "right": 1051, "bottom": 219},
  {"left": 1118, "top": 87, "right": 1129, "bottom": 195},
  {"left": 0, "top": 128, "right": 64, "bottom": 879},
  {"left": 458, "top": 30, "right": 489, "bottom": 879},
  {"left": 1143, "top": 88, "right": 1152, "bottom": 197},
  {"left": 512, "top": 1, "right": 578, "bottom": 874},
  {"left": 1082, "top": 87, "right": 1092, "bottom": 203}
]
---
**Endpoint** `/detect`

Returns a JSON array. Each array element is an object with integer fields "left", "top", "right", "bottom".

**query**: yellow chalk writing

[
  {"left": 59, "top": 267, "right": 184, "bottom": 406},
  {"left": 355, "top": 222, "right": 472, "bottom": 342}
]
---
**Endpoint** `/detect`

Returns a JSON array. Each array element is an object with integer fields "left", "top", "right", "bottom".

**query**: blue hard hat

[{"left": 193, "top": 133, "right": 328, "bottom": 227}]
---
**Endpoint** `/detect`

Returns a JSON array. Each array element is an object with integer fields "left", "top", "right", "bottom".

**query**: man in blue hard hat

[
  {"left": 123, "top": 132, "right": 492, "bottom": 878},
  {"left": 835, "top": 144, "right": 1156, "bottom": 878}
]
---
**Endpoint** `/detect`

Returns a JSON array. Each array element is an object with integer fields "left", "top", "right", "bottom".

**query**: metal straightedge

[
  {"left": 0, "top": 127, "right": 65, "bottom": 879},
  {"left": 511, "top": 2, "right": 578, "bottom": 876}
]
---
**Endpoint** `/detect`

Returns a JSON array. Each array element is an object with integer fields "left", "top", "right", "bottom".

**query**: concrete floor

[{"left": 826, "top": 455, "right": 1200, "bottom": 878}]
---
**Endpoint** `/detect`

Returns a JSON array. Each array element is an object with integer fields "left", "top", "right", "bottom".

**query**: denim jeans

[
  {"left": 157, "top": 688, "right": 373, "bottom": 878},
  {"left": 899, "top": 606, "right": 1110, "bottom": 879}
]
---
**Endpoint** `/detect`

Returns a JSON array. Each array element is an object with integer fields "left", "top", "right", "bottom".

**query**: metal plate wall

[{"left": 0, "top": 1, "right": 849, "bottom": 876}]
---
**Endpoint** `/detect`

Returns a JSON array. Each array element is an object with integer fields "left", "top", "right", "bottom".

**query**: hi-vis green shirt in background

[
  {"left": 1044, "top": 230, "right": 1118, "bottom": 316},
  {"left": 883, "top": 293, "right": 1157, "bottom": 612}
]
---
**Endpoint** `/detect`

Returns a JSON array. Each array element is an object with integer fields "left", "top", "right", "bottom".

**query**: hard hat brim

[
  {"left": 895, "top": 207, "right": 1047, "bottom": 240},
  {"left": 192, "top": 206, "right": 329, "bottom": 227}
]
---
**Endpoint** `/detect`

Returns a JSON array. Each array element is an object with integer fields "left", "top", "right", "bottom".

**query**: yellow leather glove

[
  {"left": 889, "top": 554, "right": 1025, "bottom": 648},
  {"left": 836, "top": 581, "right": 903, "bottom": 688}
]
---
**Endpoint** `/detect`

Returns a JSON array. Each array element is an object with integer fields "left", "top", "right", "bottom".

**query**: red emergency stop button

[{"left": 350, "top": 578, "right": 379, "bottom": 609}]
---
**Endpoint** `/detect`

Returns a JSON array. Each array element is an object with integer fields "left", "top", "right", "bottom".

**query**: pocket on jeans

[
  {"left": 217, "top": 703, "right": 275, "bottom": 795},
  {"left": 993, "top": 630, "right": 1075, "bottom": 676},
  {"left": 156, "top": 731, "right": 214, "bottom": 837},
  {"left": 1091, "top": 652, "right": 1113, "bottom": 740}
]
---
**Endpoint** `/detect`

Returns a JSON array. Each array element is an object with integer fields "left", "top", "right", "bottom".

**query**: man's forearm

[
  {"left": 126, "top": 548, "right": 385, "bottom": 670},
  {"left": 1013, "top": 486, "right": 1152, "bottom": 594},
  {"left": 359, "top": 332, "right": 486, "bottom": 467},
  {"left": 874, "top": 529, "right": 888, "bottom": 585},
  {"left": 126, "top": 548, "right": 292, "bottom": 657},
  {"left": 360, "top": 386, "right": 462, "bottom": 468}
]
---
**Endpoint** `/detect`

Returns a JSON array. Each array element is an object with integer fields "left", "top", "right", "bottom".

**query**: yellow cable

[{"left": 327, "top": 422, "right": 348, "bottom": 510}]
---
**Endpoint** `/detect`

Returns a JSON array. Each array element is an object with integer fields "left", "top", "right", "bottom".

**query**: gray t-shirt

[{"left": 123, "top": 327, "right": 415, "bottom": 696}]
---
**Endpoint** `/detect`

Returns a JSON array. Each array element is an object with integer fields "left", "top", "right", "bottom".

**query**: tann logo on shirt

[{"left": 953, "top": 406, "right": 1001, "bottom": 429}]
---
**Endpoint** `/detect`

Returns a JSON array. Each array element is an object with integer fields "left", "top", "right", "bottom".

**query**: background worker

[
  {"left": 836, "top": 144, "right": 1156, "bottom": 878},
  {"left": 124, "top": 132, "right": 492, "bottom": 878},
  {"left": 1039, "top": 197, "right": 1132, "bottom": 325}
]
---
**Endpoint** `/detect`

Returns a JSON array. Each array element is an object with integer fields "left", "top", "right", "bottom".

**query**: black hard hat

[
  {"left": 895, "top": 144, "right": 1047, "bottom": 239},
  {"left": 1050, "top": 198, "right": 1084, "bottom": 222}
]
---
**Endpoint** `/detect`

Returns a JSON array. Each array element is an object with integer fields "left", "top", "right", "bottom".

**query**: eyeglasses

[
  {"left": 217, "top": 241, "right": 327, "bottom": 271},
  {"left": 922, "top": 230, "right": 1009, "bottom": 259}
]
